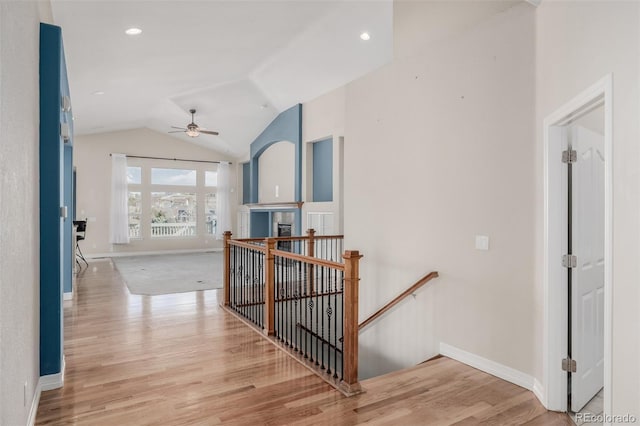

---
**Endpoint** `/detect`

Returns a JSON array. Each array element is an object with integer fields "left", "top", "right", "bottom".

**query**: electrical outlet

[{"left": 475, "top": 235, "right": 490, "bottom": 251}]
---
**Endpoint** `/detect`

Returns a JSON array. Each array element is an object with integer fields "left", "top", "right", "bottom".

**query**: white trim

[
  {"left": 40, "top": 356, "right": 65, "bottom": 391},
  {"left": 525, "top": 0, "right": 542, "bottom": 6},
  {"left": 87, "top": 248, "right": 222, "bottom": 259},
  {"left": 533, "top": 379, "right": 545, "bottom": 407},
  {"left": 542, "top": 74, "right": 613, "bottom": 414},
  {"left": 63, "top": 291, "right": 73, "bottom": 301},
  {"left": 27, "top": 379, "right": 42, "bottom": 426},
  {"left": 440, "top": 343, "right": 537, "bottom": 394}
]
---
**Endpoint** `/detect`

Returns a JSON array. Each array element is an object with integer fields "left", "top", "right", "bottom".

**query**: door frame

[{"left": 542, "top": 74, "right": 612, "bottom": 414}]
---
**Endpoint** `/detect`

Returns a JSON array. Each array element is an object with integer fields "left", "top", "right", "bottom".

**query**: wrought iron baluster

[
  {"left": 315, "top": 264, "right": 319, "bottom": 366},
  {"left": 333, "top": 268, "right": 338, "bottom": 379},
  {"left": 320, "top": 265, "right": 325, "bottom": 370},
  {"left": 303, "top": 259, "right": 308, "bottom": 359},
  {"left": 277, "top": 256, "right": 282, "bottom": 341},
  {"left": 326, "top": 267, "right": 333, "bottom": 376},
  {"left": 339, "top": 270, "right": 344, "bottom": 380}
]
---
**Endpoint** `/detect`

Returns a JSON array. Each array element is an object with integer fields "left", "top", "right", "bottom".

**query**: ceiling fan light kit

[{"left": 170, "top": 108, "right": 219, "bottom": 138}]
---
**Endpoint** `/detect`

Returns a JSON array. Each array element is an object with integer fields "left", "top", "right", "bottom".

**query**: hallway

[{"left": 36, "top": 260, "right": 571, "bottom": 425}]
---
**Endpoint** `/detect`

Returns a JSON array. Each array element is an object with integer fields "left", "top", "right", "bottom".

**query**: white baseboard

[
  {"left": 40, "top": 356, "right": 65, "bottom": 392},
  {"left": 440, "top": 342, "right": 539, "bottom": 397},
  {"left": 533, "top": 378, "right": 546, "bottom": 407},
  {"left": 27, "top": 379, "right": 42, "bottom": 426},
  {"left": 87, "top": 248, "right": 222, "bottom": 259},
  {"left": 63, "top": 291, "right": 73, "bottom": 301}
]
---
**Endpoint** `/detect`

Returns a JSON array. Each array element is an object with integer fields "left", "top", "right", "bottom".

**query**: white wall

[
  {"left": 343, "top": 2, "right": 536, "bottom": 378},
  {"left": 0, "top": 1, "right": 50, "bottom": 424},
  {"left": 535, "top": 1, "right": 640, "bottom": 417},
  {"left": 74, "top": 128, "right": 236, "bottom": 255},
  {"left": 258, "top": 141, "right": 295, "bottom": 203},
  {"left": 302, "top": 86, "right": 346, "bottom": 234}
]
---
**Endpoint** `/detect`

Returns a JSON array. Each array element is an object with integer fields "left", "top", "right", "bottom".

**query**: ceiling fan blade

[
  {"left": 168, "top": 131, "right": 185, "bottom": 133},
  {"left": 199, "top": 130, "right": 219, "bottom": 136},
  {"left": 171, "top": 126, "right": 186, "bottom": 130}
]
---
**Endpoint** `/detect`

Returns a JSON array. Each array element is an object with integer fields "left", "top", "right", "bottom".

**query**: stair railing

[{"left": 223, "top": 230, "right": 362, "bottom": 396}]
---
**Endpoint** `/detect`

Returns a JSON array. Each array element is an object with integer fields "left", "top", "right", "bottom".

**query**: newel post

[
  {"left": 223, "top": 231, "right": 232, "bottom": 306},
  {"left": 264, "top": 238, "right": 276, "bottom": 336},
  {"left": 306, "top": 228, "right": 315, "bottom": 294},
  {"left": 342, "top": 250, "right": 363, "bottom": 392}
]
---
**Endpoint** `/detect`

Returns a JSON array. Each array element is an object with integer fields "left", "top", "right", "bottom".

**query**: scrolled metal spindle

[
  {"left": 333, "top": 268, "right": 339, "bottom": 379},
  {"left": 326, "top": 269, "right": 333, "bottom": 376}
]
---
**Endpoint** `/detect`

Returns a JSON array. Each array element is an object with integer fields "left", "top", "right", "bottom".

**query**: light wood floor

[{"left": 36, "top": 259, "right": 572, "bottom": 425}]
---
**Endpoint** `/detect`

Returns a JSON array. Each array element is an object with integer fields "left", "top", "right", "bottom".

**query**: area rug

[{"left": 112, "top": 252, "right": 223, "bottom": 296}]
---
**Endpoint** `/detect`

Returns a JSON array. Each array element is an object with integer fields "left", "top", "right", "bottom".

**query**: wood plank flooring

[{"left": 36, "top": 259, "right": 571, "bottom": 425}]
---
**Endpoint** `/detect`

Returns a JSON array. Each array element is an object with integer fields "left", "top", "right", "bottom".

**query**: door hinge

[
  {"left": 562, "top": 254, "right": 577, "bottom": 268},
  {"left": 562, "top": 149, "right": 577, "bottom": 164},
  {"left": 562, "top": 358, "right": 577, "bottom": 373}
]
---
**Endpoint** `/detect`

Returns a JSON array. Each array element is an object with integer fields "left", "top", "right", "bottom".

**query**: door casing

[{"left": 542, "top": 74, "right": 612, "bottom": 416}]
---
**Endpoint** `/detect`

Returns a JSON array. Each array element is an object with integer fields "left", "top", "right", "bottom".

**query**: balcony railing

[
  {"left": 128, "top": 221, "right": 217, "bottom": 238},
  {"left": 223, "top": 230, "right": 362, "bottom": 396}
]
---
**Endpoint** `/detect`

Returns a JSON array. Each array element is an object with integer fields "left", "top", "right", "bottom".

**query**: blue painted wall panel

[
  {"left": 40, "top": 23, "right": 73, "bottom": 378},
  {"left": 312, "top": 138, "right": 333, "bottom": 202},
  {"left": 63, "top": 146, "right": 73, "bottom": 294},
  {"left": 249, "top": 104, "right": 302, "bottom": 203},
  {"left": 242, "top": 162, "right": 250, "bottom": 205},
  {"left": 250, "top": 212, "right": 270, "bottom": 238},
  {"left": 247, "top": 104, "right": 302, "bottom": 238}
]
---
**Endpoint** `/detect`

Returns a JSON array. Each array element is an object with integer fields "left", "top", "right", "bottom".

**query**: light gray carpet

[{"left": 113, "top": 252, "right": 223, "bottom": 296}]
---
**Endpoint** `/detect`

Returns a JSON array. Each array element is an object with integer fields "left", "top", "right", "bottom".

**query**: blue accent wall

[
  {"left": 312, "top": 138, "right": 333, "bottom": 202},
  {"left": 249, "top": 104, "right": 302, "bottom": 203},
  {"left": 40, "top": 23, "right": 73, "bottom": 377},
  {"left": 250, "top": 212, "right": 270, "bottom": 238},
  {"left": 242, "top": 162, "right": 250, "bottom": 205},
  {"left": 63, "top": 146, "right": 73, "bottom": 294},
  {"left": 247, "top": 104, "right": 303, "bottom": 238}
]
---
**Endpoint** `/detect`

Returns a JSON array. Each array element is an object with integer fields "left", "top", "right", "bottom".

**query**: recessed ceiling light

[
  {"left": 360, "top": 32, "right": 371, "bottom": 41},
  {"left": 92, "top": 91, "right": 105, "bottom": 96},
  {"left": 125, "top": 27, "right": 142, "bottom": 36}
]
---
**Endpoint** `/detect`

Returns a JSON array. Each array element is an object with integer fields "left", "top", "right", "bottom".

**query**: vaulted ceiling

[{"left": 51, "top": 1, "right": 393, "bottom": 157}]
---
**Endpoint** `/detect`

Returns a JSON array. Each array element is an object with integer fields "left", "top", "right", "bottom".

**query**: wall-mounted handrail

[{"left": 359, "top": 271, "right": 439, "bottom": 332}]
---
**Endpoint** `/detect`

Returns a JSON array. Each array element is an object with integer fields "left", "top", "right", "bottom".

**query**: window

[
  {"left": 127, "top": 167, "right": 142, "bottom": 238},
  {"left": 127, "top": 166, "right": 141, "bottom": 184},
  {"left": 128, "top": 192, "right": 142, "bottom": 238},
  {"left": 206, "top": 193, "right": 217, "bottom": 235},
  {"left": 150, "top": 192, "right": 197, "bottom": 238},
  {"left": 205, "top": 171, "right": 218, "bottom": 187},
  {"left": 151, "top": 168, "right": 196, "bottom": 186},
  {"left": 126, "top": 163, "right": 217, "bottom": 241}
]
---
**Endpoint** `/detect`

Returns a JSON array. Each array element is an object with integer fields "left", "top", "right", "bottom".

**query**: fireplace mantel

[{"left": 246, "top": 202, "right": 303, "bottom": 210}]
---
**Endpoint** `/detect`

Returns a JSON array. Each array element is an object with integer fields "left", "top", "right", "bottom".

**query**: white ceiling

[{"left": 51, "top": 0, "right": 393, "bottom": 157}]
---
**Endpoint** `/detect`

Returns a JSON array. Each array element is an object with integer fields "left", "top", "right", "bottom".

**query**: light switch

[{"left": 475, "top": 235, "right": 490, "bottom": 251}]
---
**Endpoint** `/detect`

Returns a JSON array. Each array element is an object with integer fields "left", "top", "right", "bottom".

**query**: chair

[{"left": 73, "top": 219, "right": 88, "bottom": 269}]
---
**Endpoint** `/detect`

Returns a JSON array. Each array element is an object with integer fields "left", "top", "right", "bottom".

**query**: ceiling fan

[{"left": 169, "top": 109, "right": 219, "bottom": 138}]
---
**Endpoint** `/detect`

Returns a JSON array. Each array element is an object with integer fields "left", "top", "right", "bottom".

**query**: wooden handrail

[
  {"left": 234, "top": 234, "right": 344, "bottom": 243},
  {"left": 228, "top": 239, "right": 267, "bottom": 252},
  {"left": 271, "top": 248, "right": 345, "bottom": 270},
  {"left": 359, "top": 271, "right": 439, "bottom": 331}
]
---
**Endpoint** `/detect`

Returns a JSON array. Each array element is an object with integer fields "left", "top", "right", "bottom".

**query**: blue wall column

[{"left": 40, "top": 23, "right": 73, "bottom": 380}]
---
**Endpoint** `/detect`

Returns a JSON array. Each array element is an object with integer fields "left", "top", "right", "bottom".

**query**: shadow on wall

[{"left": 359, "top": 343, "right": 408, "bottom": 380}]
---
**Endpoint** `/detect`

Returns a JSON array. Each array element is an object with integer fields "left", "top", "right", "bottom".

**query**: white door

[{"left": 570, "top": 125, "right": 605, "bottom": 412}]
